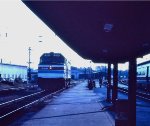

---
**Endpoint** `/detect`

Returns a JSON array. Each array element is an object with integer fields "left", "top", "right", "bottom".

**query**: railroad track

[
  {"left": 0, "top": 85, "right": 38, "bottom": 95},
  {"left": 118, "top": 87, "right": 150, "bottom": 101},
  {"left": 0, "top": 88, "right": 65, "bottom": 125}
]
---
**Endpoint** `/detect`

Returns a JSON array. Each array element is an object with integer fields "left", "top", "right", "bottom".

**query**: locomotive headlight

[{"left": 49, "top": 66, "right": 52, "bottom": 69}]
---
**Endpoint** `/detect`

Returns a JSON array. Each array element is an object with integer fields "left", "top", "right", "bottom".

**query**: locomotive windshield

[{"left": 39, "top": 54, "right": 65, "bottom": 65}]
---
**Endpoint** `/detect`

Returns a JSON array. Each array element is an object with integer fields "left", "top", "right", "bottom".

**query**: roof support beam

[
  {"left": 128, "top": 58, "right": 137, "bottom": 126},
  {"left": 106, "top": 63, "right": 111, "bottom": 102},
  {"left": 112, "top": 62, "right": 118, "bottom": 105}
]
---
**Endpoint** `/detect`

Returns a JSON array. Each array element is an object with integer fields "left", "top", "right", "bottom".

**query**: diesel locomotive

[{"left": 38, "top": 52, "right": 71, "bottom": 91}]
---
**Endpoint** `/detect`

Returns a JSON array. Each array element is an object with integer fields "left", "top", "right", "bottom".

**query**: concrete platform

[{"left": 10, "top": 81, "right": 115, "bottom": 126}]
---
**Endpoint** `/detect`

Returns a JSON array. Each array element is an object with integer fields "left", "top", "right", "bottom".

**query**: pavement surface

[
  {"left": 9, "top": 80, "right": 150, "bottom": 126},
  {"left": 10, "top": 81, "right": 115, "bottom": 126}
]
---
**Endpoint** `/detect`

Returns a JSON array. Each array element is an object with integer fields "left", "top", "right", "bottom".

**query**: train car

[
  {"left": 38, "top": 52, "right": 71, "bottom": 91},
  {"left": 137, "top": 60, "right": 150, "bottom": 91}
]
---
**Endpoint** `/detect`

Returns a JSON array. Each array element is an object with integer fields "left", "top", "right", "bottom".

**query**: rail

[
  {"left": 0, "top": 87, "right": 65, "bottom": 125},
  {"left": 118, "top": 87, "right": 150, "bottom": 101},
  {"left": 0, "top": 90, "right": 45, "bottom": 107}
]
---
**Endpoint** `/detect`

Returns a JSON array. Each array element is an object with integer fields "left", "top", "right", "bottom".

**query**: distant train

[
  {"left": 137, "top": 60, "right": 150, "bottom": 91},
  {"left": 38, "top": 52, "right": 71, "bottom": 91}
]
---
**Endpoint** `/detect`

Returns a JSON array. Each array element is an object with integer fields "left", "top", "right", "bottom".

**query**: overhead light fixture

[
  {"left": 102, "top": 49, "right": 108, "bottom": 53},
  {"left": 142, "top": 43, "right": 149, "bottom": 47},
  {"left": 104, "top": 23, "right": 113, "bottom": 32}
]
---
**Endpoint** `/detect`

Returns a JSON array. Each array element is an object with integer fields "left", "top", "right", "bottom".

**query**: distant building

[
  {"left": 71, "top": 67, "right": 95, "bottom": 80},
  {"left": 0, "top": 63, "right": 27, "bottom": 83},
  {"left": 71, "top": 66, "right": 80, "bottom": 79}
]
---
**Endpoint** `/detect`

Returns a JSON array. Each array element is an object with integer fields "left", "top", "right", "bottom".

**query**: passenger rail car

[
  {"left": 38, "top": 52, "right": 71, "bottom": 91},
  {"left": 137, "top": 60, "right": 150, "bottom": 91}
]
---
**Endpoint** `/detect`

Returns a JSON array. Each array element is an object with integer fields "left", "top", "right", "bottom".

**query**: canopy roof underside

[{"left": 23, "top": 1, "right": 150, "bottom": 63}]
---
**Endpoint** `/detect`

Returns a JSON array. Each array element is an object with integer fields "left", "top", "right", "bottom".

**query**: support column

[
  {"left": 112, "top": 62, "right": 118, "bottom": 105},
  {"left": 128, "top": 58, "right": 137, "bottom": 126},
  {"left": 146, "top": 66, "right": 149, "bottom": 83},
  {"left": 106, "top": 63, "right": 111, "bottom": 102}
]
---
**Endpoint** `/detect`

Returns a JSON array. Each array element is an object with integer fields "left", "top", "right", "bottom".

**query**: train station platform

[{"left": 10, "top": 80, "right": 115, "bottom": 126}]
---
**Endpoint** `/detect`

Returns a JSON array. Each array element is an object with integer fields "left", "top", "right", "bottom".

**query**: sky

[
  {"left": 0, "top": 0, "right": 149, "bottom": 70},
  {"left": 0, "top": 0, "right": 93, "bottom": 69}
]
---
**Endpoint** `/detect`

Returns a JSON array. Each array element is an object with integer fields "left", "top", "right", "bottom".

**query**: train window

[
  {"left": 54, "top": 53, "right": 60, "bottom": 56},
  {"left": 40, "top": 56, "right": 65, "bottom": 65},
  {"left": 137, "top": 72, "right": 141, "bottom": 75}
]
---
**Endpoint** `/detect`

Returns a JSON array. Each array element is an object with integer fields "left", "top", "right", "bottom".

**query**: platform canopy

[{"left": 23, "top": 1, "right": 150, "bottom": 63}]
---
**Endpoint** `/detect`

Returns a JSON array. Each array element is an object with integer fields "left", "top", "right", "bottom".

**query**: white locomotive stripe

[
  {"left": 38, "top": 73, "right": 64, "bottom": 78},
  {"left": 38, "top": 65, "right": 65, "bottom": 67},
  {"left": 38, "top": 70, "right": 64, "bottom": 73}
]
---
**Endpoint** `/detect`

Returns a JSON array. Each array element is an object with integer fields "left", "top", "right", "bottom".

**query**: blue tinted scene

[{"left": 0, "top": 1, "right": 150, "bottom": 126}]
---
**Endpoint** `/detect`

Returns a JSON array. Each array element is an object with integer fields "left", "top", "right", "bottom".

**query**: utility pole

[{"left": 27, "top": 47, "right": 32, "bottom": 82}]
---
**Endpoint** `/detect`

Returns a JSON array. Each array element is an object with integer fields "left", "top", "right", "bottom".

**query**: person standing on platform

[{"left": 99, "top": 77, "right": 103, "bottom": 88}]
